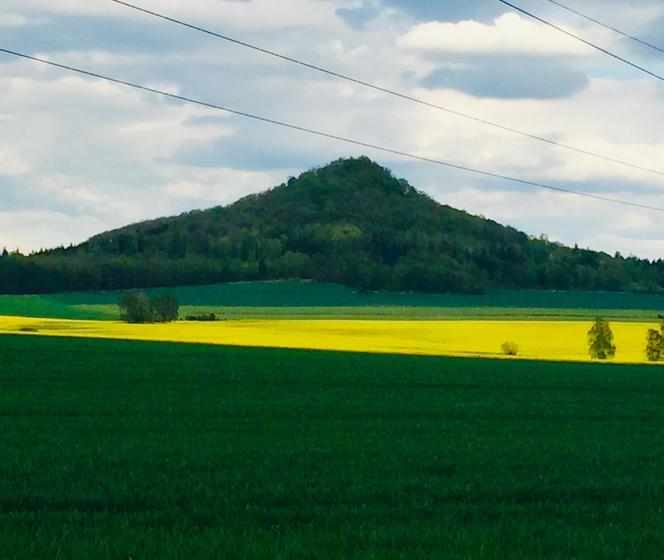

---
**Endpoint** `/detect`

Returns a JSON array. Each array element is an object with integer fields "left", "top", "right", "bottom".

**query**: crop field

[
  {"left": 2, "top": 334, "right": 664, "bottom": 559},
  {"left": 2, "top": 281, "right": 664, "bottom": 321},
  {"left": 0, "top": 315, "right": 661, "bottom": 364}
]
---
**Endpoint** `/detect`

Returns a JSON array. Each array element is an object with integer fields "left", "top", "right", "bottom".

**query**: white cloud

[
  {"left": 399, "top": 77, "right": 664, "bottom": 187},
  {"left": 0, "top": 149, "right": 29, "bottom": 176},
  {"left": 397, "top": 13, "right": 599, "bottom": 56},
  {"left": 0, "top": 210, "right": 109, "bottom": 253},
  {"left": 582, "top": 233, "right": 664, "bottom": 260},
  {"left": 5, "top": 0, "right": 341, "bottom": 31},
  {"left": 35, "top": 50, "right": 160, "bottom": 67},
  {"left": 0, "top": 14, "right": 31, "bottom": 27},
  {"left": 613, "top": 212, "right": 656, "bottom": 234},
  {"left": 38, "top": 175, "right": 112, "bottom": 206},
  {"left": 160, "top": 166, "right": 285, "bottom": 207}
]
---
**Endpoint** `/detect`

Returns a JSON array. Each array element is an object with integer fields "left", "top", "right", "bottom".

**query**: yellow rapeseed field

[{"left": 0, "top": 315, "right": 661, "bottom": 364}]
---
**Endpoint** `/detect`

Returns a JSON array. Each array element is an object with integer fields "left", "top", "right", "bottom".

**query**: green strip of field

[
  {"left": 2, "top": 281, "right": 664, "bottom": 321},
  {"left": 176, "top": 305, "right": 661, "bottom": 321},
  {"left": 2, "top": 335, "right": 664, "bottom": 559}
]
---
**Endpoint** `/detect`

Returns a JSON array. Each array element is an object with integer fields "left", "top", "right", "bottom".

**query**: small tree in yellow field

[
  {"left": 645, "top": 328, "right": 663, "bottom": 362},
  {"left": 645, "top": 321, "right": 664, "bottom": 362},
  {"left": 588, "top": 317, "right": 616, "bottom": 360}
]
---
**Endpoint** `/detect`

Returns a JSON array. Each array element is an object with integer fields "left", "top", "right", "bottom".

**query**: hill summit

[{"left": 1, "top": 156, "right": 663, "bottom": 294}]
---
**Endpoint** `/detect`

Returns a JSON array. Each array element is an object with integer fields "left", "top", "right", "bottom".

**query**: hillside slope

[{"left": 1, "top": 157, "right": 663, "bottom": 294}]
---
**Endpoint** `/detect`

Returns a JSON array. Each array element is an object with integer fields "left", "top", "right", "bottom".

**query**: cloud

[
  {"left": 383, "top": 0, "right": 504, "bottom": 23},
  {"left": 422, "top": 56, "right": 589, "bottom": 99},
  {"left": 0, "top": 149, "right": 29, "bottom": 176},
  {"left": 336, "top": 1, "right": 383, "bottom": 29},
  {"left": 0, "top": 209, "right": 110, "bottom": 253},
  {"left": 4, "top": 0, "right": 339, "bottom": 31},
  {"left": 160, "top": 166, "right": 281, "bottom": 207},
  {"left": 582, "top": 234, "right": 664, "bottom": 260},
  {"left": 0, "top": 14, "right": 32, "bottom": 27},
  {"left": 397, "top": 13, "right": 596, "bottom": 56}
]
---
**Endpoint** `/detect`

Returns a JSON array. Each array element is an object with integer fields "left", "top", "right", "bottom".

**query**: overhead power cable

[
  {"left": 108, "top": 0, "right": 664, "bottom": 178},
  {"left": 496, "top": 0, "right": 664, "bottom": 82},
  {"left": 542, "top": 0, "right": 664, "bottom": 54},
  {"left": 2, "top": 47, "right": 663, "bottom": 213}
]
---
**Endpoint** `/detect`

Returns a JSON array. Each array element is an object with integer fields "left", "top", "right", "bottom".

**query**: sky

[{"left": 1, "top": 0, "right": 663, "bottom": 257}]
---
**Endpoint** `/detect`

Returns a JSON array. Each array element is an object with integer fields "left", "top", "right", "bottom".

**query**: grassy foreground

[
  {"left": 0, "top": 315, "right": 661, "bottom": 364},
  {"left": 2, "top": 335, "right": 664, "bottom": 559}
]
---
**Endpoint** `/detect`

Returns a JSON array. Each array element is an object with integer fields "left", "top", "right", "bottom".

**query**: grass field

[
  {"left": 2, "top": 334, "right": 664, "bottom": 559},
  {"left": 2, "top": 281, "right": 664, "bottom": 321},
  {"left": 0, "top": 315, "right": 661, "bottom": 364}
]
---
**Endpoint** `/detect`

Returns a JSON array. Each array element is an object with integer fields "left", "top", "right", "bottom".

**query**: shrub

[
  {"left": 501, "top": 341, "right": 519, "bottom": 356},
  {"left": 185, "top": 313, "right": 218, "bottom": 322},
  {"left": 588, "top": 317, "right": 616, "bottom": 360},
  {"left": 645, "top": 327, "right": 664, "bottom": 362}
]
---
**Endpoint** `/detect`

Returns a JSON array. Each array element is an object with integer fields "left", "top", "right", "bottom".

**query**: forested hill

[{"left": 2, "top": 156, "right": 663, "bottom": 294}]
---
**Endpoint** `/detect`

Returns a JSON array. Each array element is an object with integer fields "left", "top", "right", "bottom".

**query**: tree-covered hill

[{"left": 1, "top": 157, "right": 663, "bottom": 294}]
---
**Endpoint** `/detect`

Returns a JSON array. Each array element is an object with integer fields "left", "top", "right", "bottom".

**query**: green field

[
  {"left": 2, "top": 281, "right": 664, "bottom": 321},
  {"left": 2, "top": 334, "right": 664, "bottom": 558}
]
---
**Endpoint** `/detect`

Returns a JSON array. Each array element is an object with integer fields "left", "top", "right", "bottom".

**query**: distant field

[
  {"left": 176, "top": 306, "right": 662, "bottom": 322},
  {"left": 2, "top": 335, "right": 664, "bottom": 559},
  {"left": 1, "top": 281, "right": 664, "bottom": 321},
  {"left": 1, "top": 315, "right": 660, "bottom": 364}
]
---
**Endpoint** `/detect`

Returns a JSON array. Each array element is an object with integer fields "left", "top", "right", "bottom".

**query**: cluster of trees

[
  {"left": 585, "top": 317, "right": 664, "bottom": 362},
  {"left": 2, "top": 157, "right": 664, "bottom": 295},
  {"left": 118, "top": 292, "right": 178, "bottom": 324}
]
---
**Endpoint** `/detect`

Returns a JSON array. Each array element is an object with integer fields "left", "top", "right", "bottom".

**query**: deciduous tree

[{"left": 588, "top": 318, "right": 616, "bottom": 360}]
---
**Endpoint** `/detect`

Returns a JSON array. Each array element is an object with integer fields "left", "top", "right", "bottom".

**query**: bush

[
  {"left": 501, "top": 341, "right": 519, "bottom": 356},
  {"left": 588, "top": 317, "right": 616, "bottom": 360},
  {"left": 184, "top": 313, "right": 218, "bottom": 322},
  {"left": 645, "top": 326, "right": 664, "bottom": 362}
]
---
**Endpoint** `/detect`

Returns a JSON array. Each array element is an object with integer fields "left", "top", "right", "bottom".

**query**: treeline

[{"left": 2, "top": 157, "right": 664, "bottom": 295}]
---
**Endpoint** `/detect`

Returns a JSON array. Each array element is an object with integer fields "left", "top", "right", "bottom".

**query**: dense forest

[{"left": 2, "top": 157, "right": 663, "bottom": 295}]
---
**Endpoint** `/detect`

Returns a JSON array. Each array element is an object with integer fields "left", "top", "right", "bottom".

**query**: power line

[
  {"left": 108, "top": 0, "right": 664, "bottom": 178},
  {"left": 496, "top": 0, "right": 664, "bottom": 82},
  {"left": 542, "top": 0, "right": 664, "bottom": 54},
  {"left": 2, "top": 47, "right": 663, "bottom": 214}
]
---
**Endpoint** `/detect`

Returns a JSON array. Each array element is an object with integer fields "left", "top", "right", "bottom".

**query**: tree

[
  {"left": 151, "top": 292, "right": 179, "bottom": 323},
  {"left": 588, "top": 317, "right": 616, "bottom": 360},
  {"left": 645, "top": 328, "right": 663, "bottom": 362},
  {"left": 118, "top": 292, "right": 154, "bottom": 323},
  {"left": 118, "top": 291, "right": 179, "bottom": 323}
]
